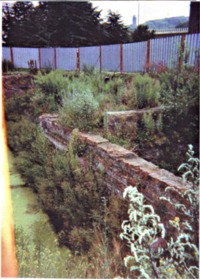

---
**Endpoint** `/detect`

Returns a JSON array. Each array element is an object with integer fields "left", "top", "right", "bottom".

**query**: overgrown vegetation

[
  {"left": 2, "top": 58, "right": 15, "bottom": 72},
  {"left": 5, "top": 64, "right": 199, "bottom": 277},
  {"left": 15, "top": 223, "right": 87, "bottom": 278},
  {"left": 5, "top": 86, "right": 128, "bottom": 277},
  {"left": 60, "top": 89, "right": 99, "bottom": 131},
  {"left": 121, "top": 67, "right": 199, "bottom": 174},
  {"left": 123, "top": 73, "right": 161, "bottom": 109},
  {"left": 121, "top": 145, "right": 199, "bottom": 278}
]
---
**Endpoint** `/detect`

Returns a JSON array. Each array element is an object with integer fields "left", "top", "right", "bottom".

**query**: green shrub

[
  {"left": 34, "top": 70, "right": 69, "bottom": 109},
  {"left": 127, "top": 74, "right": 160, "bottom": 109},
  {"left": 159, "top": 67, "right": 198, "bottom": 114},
  {"left": 5, "top": 92, "right": 35, "bottom": 122},
  {"left": 2, "top": 59, "right": 15, "bottom": 72},
  {"left": 59, "top": 89, "right": 99, "bottom": 131},
  {"left": 159, "top": 67, "right": 199, "bottom": 150},
  {"left": 82, "top": 64, "right": 95, "bottom": 75},
  {"left": 120, "top": 145, "right": 199, "bottom": 279},
  {"left": 142, "top": 113, "right": 156, "bottom": 135},
  {"left": 15, "top": 224, "right": 87, "bottom": 278},
  {"left": 6, "top": 117, "right": 38, "bottom": 154},
  {"left": 69, "top": 227, "right": 93, "bottom": 253}
]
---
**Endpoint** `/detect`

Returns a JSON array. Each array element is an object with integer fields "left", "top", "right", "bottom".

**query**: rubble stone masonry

[{"left": 39, "top": 113, "right": 191, "bottom": 229}]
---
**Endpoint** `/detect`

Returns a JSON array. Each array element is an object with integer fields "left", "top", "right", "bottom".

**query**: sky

[{"left": 90, "top": 1, "right": 190, "bottom": 25}]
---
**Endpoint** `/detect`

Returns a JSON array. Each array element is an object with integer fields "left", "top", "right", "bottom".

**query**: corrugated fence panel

[
  {"left": 150, "top": 36, "right": 182, "bottom": 68},
  {"left": 102, "top": 44, "right": 120, "bottom": 72},
  {"left": 12, "top": 47, "right": 39, "bottom": 68},
  {"left": 2, "top": 34, "right": 200, "bottom": 72},
  {"left": 80, "top": 46, "right": 100, "bottom": 70},
  {"left": 185, "top": 33, "right": 200, "bottom": 66},
  {"left": 56, "top": 48, "right": 77, "bottom": 70},
  {"left": 2, "top": 47, "right": 11, "bottom": 61},
  {"left": 123, "top": 41, "right": 147, "bottom": 72},
  {"left": 40, "top": 48, "right": 54, "bottom": 69}
]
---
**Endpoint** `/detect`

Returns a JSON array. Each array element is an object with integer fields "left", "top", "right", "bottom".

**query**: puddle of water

[
  {"left": 8, "top": 149, "right": 86, "bottom": 278},
  {"left": 8, "top": 150, "right": 54, "bottom": 236}
]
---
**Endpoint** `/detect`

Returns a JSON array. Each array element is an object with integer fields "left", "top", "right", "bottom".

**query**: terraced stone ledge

[
  {"left": 104, "top": 106, "right": 164, "bottom": 139},
  {"left": 39, "top": 113, "right": 191, "bottom": 227}
]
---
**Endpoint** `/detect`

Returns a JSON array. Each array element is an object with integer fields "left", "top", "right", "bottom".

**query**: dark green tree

[
  {"left": 3, "top": 1, "right": 35, "bottom": 46},
  {"left": 131, "top": 24, "right": 155, "bottom": 42},
  {"left": 2, "top": 1, "right": 107, "bottom": 47},
  {"left": 102, "top": 10, "right": 130, "bottom": 44}
]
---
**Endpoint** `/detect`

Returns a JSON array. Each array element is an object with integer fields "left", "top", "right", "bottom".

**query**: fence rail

[{"left": 2, "top": 33, "right": 200, "bottom": 73}]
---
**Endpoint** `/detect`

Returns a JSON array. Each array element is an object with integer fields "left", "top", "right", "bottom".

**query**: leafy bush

[
  {"left": 15, "top": 224, "right": 87, "bottom": 278},
  {"left": 120, "top": 186, "right": 166, "bottom": 279},
  {"left": 5, "top": 92, "right": 35, "bottom": 122},
  {"left": 82, "top": 64, "right": 95, "bottom": 75},
  {"left": 69, "top": 227, "right": 93, "bottom": 253},
  {"left": 120, "top": 145, "right": 199, "bottom": 279},
  {"left": 159, "top": 67, "right": 199, "bottom": 114},
  {"left": 159, "top": 67, "right": 199, "bottom": 152},
  {"left": 126, "top": 74, "right": 160, "bottom": 109},
  {"left": 6, "top": 117, "right": 38, "bottom": 155},
  {"left": 142, "top": 113, "right": 156, "bottom": 135},
  {"left": 3, "top": 59, "right": 15, "bottom": 72},
  {"left": 59, "top": 89, "right": 100, "bottom": 131},
  {"left": 34, "top": 70, "right": 69, "bottom": 109}
]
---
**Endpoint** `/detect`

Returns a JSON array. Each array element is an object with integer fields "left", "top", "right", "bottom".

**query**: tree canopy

[{"left": 2, "top": 1, "right": 155, "bottom": 47}]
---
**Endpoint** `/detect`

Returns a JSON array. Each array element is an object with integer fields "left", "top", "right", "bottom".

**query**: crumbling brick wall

[
  {"left": 39, "top": 113, "right": 191, "bottom": 229},
  {"left": 104, "top": 107, "right": 164, "bottom": 139}
]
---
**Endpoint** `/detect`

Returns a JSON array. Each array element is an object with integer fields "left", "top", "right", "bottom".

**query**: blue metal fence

[
  {"left": 56, "top": 47, "right": 77, "bottom": 71},
  {"left": 13, "top": 47, "right": 39, "bottom": 68},
  {"left": 185, "top": 33, "right": 200, "bottom": 66},
  {"left": 150, "top": 36, "right": 182, "bottom": 68},
  {"left": 2, "top": 33, "right": 200, "bottom": 72},
  {"left": 102, "top": 44, "right": 120, "bottom": 72},
  {"left": 123, "top": 41, "right": 147, "bottom": 72},
  {"left": 80, "top": 46, "right": 100, "bottom": 70}
]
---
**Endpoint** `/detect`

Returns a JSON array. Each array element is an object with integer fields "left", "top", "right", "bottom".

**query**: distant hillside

[{"left": 143, "top": 16, "right": 189, "bottom": 30}]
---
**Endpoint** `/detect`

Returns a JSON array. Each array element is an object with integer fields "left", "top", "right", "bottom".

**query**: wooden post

[
  {"left": 76, "top": 48, "right": 80, "bottom": 72},
  {"left": 99, "top": 45, "right": 102, "bottom": 73},
  {"left": 38, "top": 48, "right": 41, "bottom": 69},
  {"left": 10, "top": 47, "right": 14, "bottom": 66},
  {"left": 146, "top": 40, "right": 151, "bottom": 72},
  {"left": 120, "top": 43, "right": 123, "bottom": 73},
  {"left": 54, "top": 48, "right": 57, "bottom": 70},
  {"left": 179, "top": 34, "right": 186, "bottom": 70}
]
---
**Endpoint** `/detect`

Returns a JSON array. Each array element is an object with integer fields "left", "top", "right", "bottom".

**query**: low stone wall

[
  {"left": 104, "top": 107, "right": 164, "bottom": 139},
  {"left": 39, "top": 113, "right": 190, "bottom": 229},
  {"left": 3, "top": 74, "right": 34, "bottom": 98}
]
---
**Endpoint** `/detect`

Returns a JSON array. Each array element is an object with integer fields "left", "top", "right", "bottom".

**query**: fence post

[
  {"left": 120, "top": 43, "right": 123, "bottom": 73},
  {"left": 179, "top": 34, "right": 186, "bottom": 70},
  {"left": 146, "top": 40, "right": 151, "bottom": 72},
  {"left": 54, "top": 48, "right": 57, "bottom": 70},
  {"left": 76, "top": 48, "right": 80, "bottom": 72},
  {"left": 10, "top": 47, "right": 14, "bottom": 66},
  {"left": 99, "top": 45, "right": 102, "bottom": 73},
  {"left": 38, "top": 48, "right": 41, "bottom": 69}
]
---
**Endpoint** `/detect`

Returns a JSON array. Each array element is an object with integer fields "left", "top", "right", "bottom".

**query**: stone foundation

[
  {"left": 104, "top": 107, "right": 164, "bottom": 139},
  {"left": 3, "top": 74, "right": 34, "bottom": 98},
  {"left": 39, "top": 113, "right": 191, "bottom": 228}
]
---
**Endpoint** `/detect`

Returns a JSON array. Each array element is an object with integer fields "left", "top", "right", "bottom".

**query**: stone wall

[
  {"left": 39, "top": 113, "right": 191, "bottom": 229},
  {"left": 104, "top": 107, "right": 164, "bottom": 139},
  {"left": 3, "top": 74, "right": 34, "bottom": 98}
]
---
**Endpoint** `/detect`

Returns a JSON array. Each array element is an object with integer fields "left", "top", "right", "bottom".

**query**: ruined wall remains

[
  {"left": 104, "top": 107, "right": 164, "bottom": 139},
  {"left": 39, "top": 113, "right": 191, "bottom": 229},
  {"left": 3, "top": 74, "right": 34, "bottom": 98}
]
